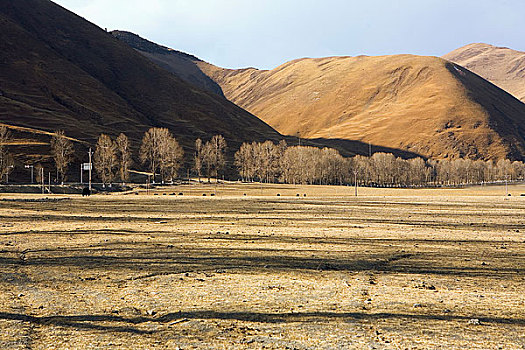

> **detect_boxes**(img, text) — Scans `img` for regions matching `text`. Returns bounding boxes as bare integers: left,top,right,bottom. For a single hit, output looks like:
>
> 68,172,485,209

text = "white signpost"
80,163,92,184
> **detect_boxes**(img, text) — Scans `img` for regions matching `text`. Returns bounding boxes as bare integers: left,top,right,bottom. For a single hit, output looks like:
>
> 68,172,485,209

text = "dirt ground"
0,183,524,349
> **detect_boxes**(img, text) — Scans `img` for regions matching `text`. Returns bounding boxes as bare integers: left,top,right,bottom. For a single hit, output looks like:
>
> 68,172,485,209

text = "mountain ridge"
111,30,224,96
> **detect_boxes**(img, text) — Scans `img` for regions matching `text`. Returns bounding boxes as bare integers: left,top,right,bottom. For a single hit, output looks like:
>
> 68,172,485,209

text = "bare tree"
51,130,74,184
251,142,263,181
202,135,227,182
158,131,184,183
280,146,308,184
140,128,184,183
319,147,346,185
407,157,428,186
234,142,252,182
201,141,214,182
260,141,279,183
94,134,117,186
275,140,288,180
235,140,288,183
211,135,227,180
140,128,161,183
0,126,13,183
497,158,513,180
116,133,132,184
194,138,204,182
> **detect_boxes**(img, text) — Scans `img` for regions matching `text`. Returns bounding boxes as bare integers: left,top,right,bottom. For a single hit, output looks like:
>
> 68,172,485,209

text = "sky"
53,0,525,70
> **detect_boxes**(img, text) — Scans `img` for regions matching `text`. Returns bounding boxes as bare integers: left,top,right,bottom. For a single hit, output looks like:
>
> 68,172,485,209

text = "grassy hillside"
199,55,525,160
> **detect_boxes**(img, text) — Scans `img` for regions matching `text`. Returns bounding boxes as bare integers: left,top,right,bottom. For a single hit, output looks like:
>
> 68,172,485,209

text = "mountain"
200,56,525,161
443,43,525,103
0,0,281,167
116,32,525,160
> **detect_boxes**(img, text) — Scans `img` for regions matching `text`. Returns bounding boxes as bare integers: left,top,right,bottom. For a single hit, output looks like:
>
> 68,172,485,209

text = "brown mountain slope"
111,30,224,96
198,55,525,160
116,33,525,160
443,43,525,103
0,0,280,165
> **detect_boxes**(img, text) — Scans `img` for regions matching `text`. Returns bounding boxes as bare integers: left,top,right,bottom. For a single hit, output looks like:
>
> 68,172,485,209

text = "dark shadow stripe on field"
1,310,523,332
165,310,525,326
0,247,523,278
0,312,152,334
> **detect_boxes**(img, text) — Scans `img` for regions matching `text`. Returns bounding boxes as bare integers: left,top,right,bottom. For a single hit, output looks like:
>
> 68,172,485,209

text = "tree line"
351,153,525,187
234,142,525,186
1,125,524,187
234,142,348,185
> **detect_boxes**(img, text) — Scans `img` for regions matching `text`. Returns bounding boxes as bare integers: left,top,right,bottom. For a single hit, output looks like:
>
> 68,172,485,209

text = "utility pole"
48,171,51,193
88,147,93,191
369,142,372,157
41,167,44,194
80,164,83,184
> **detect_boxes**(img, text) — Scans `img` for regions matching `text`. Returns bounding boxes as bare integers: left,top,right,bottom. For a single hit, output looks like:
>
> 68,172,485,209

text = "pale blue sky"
54,0,525,70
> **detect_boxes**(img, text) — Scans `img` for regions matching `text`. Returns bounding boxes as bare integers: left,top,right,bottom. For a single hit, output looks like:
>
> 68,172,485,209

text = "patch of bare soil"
0,184,524,349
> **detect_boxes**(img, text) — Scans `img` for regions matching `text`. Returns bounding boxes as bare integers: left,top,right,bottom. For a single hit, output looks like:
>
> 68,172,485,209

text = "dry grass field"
0,183,524,349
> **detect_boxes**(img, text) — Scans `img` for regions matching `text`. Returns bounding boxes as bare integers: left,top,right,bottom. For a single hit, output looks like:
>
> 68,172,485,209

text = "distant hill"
119,33,525,160
444,43,525,103
0,0,281,169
